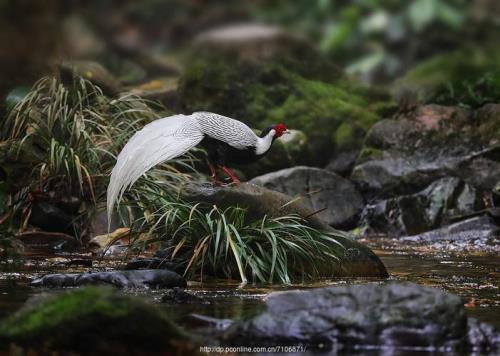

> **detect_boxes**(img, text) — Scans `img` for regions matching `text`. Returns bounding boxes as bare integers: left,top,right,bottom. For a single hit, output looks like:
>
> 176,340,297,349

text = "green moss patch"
180,55,394,164
0,287,195,354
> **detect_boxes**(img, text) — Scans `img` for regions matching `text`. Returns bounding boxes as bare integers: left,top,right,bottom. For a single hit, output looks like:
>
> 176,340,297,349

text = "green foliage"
256,0,474,81
119,177,348,284
1,77,159,237
397,47,500,107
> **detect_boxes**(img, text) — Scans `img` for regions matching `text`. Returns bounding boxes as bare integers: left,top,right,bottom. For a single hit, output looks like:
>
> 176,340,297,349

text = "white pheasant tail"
107,114,203,225
106,112,267,226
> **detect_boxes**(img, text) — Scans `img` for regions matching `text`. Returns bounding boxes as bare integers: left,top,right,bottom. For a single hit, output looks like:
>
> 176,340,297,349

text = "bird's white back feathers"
194,112,258,149
107,112,265,226
107,114,203,225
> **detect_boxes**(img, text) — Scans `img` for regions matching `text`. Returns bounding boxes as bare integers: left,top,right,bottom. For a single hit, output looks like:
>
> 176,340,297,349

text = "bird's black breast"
200,135,262,166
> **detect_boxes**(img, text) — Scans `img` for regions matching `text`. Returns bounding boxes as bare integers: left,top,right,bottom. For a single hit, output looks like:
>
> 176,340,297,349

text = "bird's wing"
193,112,258,149
107,114,203,223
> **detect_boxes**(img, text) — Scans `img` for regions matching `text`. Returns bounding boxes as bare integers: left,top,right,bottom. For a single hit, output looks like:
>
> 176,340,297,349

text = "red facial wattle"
274,123,287,138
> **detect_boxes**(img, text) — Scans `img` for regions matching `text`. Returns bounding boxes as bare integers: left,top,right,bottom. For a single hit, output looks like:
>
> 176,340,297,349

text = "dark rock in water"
250,166,364,229
161,287,210,304
401,215,500,243
224,282,499,354
361,177,484,236
29,200,75,234
467,318,500,354
125,257,179,272
15,231,76,250
30,269,186,289
180,182,388,278
0,287,196,354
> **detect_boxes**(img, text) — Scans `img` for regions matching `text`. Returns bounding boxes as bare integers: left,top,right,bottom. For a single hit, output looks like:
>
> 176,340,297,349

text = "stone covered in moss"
0,287,196,354
179,34,395,165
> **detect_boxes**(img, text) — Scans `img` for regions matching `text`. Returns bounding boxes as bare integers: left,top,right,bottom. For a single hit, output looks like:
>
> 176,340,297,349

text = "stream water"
0,241,499,344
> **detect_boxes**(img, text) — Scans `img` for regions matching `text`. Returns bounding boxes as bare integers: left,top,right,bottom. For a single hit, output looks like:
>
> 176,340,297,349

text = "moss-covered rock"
0,287,196,354
179,39,395,165
394,47,500,107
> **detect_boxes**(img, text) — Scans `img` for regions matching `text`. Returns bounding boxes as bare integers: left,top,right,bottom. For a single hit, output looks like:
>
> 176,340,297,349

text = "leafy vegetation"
256,0,474,81
1,77,160,238
122,179,347,283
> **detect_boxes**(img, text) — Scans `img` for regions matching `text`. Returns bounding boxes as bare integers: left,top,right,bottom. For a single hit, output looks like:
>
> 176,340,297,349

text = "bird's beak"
283,130,291,135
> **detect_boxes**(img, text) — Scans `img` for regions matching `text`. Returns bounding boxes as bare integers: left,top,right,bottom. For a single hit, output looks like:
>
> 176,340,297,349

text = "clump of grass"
120,178,347,284
1,76,161,237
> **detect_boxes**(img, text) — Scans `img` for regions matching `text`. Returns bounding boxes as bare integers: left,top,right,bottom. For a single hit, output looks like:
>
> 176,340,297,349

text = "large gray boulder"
224,282,499,354
352,105,500,199
401,215,500,244
250,166,364,228
180,182,388,278
361,177,484,236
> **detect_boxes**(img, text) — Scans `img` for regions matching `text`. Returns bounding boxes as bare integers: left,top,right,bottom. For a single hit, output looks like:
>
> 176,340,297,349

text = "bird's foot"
221,166,241,185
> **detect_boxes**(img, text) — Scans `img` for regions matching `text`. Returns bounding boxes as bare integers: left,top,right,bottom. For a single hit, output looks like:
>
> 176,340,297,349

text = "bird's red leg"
221,166,241,184
206,159,222,185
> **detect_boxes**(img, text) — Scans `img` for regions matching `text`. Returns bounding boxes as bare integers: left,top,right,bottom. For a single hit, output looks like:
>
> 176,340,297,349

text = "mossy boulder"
179,29,395,165
394,47,500,107
0,287,196,354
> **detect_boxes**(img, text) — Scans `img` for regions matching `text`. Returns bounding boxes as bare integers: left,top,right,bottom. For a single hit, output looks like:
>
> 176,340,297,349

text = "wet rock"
325,150,359,176
0,287,196,354
352,105,500,198
29,200,75,234
161,288,210,304
364,118,419,149
251,167,364,228
30,269,186,289
180,182,388,278
125,257,179,272
15,231,76,250
224,282,499,354
401,215,500,244
362,177,484,236
60,61,122,95
467,318,500,354
181,181,331,231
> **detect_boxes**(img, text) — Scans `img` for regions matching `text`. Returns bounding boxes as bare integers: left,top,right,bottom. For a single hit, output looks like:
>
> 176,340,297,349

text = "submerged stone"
30,269,187,289
401,215,500,244
224,282,499,354
0,287,196,354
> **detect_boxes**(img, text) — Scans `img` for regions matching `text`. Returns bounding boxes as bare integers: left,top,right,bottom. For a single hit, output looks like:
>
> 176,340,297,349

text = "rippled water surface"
1,242,499,334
